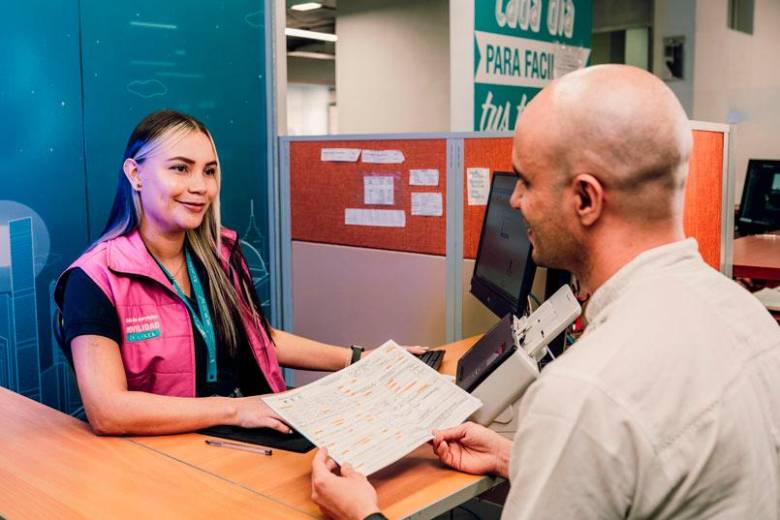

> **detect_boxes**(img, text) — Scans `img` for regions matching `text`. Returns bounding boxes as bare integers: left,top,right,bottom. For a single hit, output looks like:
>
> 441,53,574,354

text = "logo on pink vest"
125,314,162,342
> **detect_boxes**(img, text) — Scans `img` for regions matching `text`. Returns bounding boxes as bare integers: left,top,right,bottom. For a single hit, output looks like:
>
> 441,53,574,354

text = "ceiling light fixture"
287,51,336,60
285,27,337,42
290,2,322,11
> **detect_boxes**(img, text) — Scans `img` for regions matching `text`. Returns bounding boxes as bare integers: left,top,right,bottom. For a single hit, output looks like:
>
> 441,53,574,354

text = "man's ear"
123,158,142,191
572,173,603,226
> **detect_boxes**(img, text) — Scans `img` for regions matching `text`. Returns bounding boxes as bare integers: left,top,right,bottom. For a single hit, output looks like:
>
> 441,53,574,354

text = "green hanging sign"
474,0,592,131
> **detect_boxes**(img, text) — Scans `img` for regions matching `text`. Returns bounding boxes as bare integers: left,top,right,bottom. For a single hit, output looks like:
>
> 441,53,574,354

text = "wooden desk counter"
733,232,780,281
133,336,500,520
0,388,306,519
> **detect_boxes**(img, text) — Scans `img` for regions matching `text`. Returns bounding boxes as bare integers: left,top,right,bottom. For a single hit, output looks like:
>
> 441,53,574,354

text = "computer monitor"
470,172,536,318
738,159,780,234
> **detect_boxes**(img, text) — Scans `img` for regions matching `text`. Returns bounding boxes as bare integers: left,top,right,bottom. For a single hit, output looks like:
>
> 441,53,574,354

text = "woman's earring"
135,183,142,191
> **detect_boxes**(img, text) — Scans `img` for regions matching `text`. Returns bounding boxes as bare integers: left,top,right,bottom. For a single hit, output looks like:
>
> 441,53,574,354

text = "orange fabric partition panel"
290,139,447,255
683,130,724,269
462,131,725,269
462,137,514,259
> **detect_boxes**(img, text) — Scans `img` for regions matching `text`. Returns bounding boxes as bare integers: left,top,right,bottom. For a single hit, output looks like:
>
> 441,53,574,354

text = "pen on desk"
205,439,273,456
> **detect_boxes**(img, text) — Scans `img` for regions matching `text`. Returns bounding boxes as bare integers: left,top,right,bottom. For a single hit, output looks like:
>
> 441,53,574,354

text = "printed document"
409,169,439,186
364,176,395,205
467,167,490,205
263,341,482,475
411,192,443,216
344,208,405,227
362,149,405,164
321,148,361,162
554,43,591,79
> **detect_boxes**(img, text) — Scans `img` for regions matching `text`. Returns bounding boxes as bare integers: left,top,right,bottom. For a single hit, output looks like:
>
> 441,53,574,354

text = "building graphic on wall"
0,217,42,400
0,214,81,414
0,295,11,390
241,199,271,314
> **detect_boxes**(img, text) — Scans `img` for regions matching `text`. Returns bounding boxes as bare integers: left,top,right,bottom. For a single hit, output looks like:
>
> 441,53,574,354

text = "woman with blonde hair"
55,110,420,435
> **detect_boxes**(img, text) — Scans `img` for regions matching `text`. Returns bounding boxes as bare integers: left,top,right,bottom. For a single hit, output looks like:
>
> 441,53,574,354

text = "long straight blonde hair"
95,109,270,353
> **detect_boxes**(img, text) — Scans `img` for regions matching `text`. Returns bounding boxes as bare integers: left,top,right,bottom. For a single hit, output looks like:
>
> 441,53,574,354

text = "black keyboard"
415,349,445,371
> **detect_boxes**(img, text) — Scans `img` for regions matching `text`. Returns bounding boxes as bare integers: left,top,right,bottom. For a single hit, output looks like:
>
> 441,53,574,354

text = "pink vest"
55,228,286,397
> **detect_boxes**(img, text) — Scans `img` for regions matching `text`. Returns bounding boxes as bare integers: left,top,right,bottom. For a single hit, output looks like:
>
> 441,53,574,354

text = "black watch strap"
349,345,364,365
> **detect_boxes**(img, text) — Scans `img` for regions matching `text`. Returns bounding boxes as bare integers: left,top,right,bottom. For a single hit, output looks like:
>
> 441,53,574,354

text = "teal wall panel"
80,0,271,314
0,0,88,413
0,1,271,414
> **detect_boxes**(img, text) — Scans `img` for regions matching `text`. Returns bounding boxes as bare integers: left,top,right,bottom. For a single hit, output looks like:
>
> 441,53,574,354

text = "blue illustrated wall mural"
0,0,272,416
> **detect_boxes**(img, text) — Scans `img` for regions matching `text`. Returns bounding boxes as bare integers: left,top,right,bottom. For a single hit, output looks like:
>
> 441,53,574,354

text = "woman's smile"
177,200,208,212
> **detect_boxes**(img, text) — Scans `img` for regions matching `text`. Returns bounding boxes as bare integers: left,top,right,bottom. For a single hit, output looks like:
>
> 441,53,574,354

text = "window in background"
285,0,336,135
591,0,652,71
287,83,332,135
729,0,754,35
591,27,651,71
625,27,650,70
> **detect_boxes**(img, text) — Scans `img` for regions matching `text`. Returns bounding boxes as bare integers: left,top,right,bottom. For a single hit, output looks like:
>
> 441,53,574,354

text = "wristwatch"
349,345,364,366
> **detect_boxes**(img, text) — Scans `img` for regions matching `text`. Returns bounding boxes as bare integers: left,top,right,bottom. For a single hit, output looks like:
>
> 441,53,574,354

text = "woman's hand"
230,395,292,433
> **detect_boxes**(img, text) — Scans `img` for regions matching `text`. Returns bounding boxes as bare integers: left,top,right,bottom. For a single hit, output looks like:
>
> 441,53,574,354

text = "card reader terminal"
456,314,516,392
456,285,582,430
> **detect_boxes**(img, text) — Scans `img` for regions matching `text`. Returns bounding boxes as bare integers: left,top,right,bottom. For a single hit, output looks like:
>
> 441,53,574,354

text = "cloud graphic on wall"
127,79,168,99
244,10,262,28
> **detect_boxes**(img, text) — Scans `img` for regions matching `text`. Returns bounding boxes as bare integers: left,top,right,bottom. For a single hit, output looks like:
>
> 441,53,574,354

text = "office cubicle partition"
278,123,731,385
457,126,733,337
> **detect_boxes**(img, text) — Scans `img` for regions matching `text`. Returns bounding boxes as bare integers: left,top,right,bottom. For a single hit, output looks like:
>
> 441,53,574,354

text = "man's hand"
311,448,381,520
431,422,513,478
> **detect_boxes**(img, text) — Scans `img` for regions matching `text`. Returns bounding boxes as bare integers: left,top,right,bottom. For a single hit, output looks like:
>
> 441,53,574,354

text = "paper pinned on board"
345,208,406,228
467,168,490,206
262,341,482,476
321,148,361,162
554,43,591,79
364,176,395,205
362,149,405,164
409,169,439,186
411,192,443,217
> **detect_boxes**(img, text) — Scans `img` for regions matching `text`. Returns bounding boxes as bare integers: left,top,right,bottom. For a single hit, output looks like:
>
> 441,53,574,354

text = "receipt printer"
456,285,581,437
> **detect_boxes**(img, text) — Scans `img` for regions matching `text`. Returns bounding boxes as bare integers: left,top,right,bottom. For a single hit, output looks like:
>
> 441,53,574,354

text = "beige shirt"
503,239,780,519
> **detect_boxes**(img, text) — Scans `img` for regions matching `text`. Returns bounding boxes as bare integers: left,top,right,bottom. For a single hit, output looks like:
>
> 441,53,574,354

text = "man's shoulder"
526,348,635,420
538,260,780,450
615,260,779,348
518,359,652,456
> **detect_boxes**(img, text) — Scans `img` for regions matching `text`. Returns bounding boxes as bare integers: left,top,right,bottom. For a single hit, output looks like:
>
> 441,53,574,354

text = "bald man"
310,65,780,520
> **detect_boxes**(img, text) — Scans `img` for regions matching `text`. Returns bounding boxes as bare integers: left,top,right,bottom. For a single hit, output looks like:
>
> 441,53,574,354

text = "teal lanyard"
155,248,218,383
